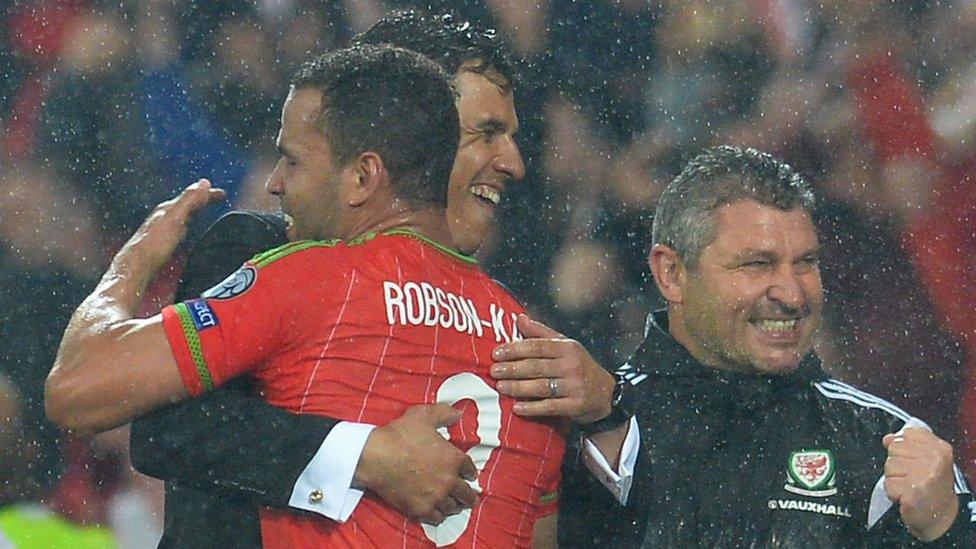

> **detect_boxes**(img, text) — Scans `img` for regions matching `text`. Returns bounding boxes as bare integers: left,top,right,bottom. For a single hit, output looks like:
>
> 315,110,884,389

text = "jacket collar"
631,310,827,409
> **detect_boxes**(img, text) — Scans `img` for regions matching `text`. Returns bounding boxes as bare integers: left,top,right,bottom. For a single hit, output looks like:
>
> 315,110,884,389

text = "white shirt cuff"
288,421,375,522
581,416,640,505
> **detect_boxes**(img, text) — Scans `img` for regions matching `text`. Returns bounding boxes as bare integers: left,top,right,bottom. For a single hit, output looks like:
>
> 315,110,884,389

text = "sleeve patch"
172,302,215,391
186,298,219,331
201,265,257,300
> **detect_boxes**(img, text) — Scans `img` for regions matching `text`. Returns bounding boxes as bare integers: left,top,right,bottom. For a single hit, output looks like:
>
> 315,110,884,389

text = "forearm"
46,256,160,433
85,255,147,309
57,245,155,349
45,202,197,435
58,252,152,364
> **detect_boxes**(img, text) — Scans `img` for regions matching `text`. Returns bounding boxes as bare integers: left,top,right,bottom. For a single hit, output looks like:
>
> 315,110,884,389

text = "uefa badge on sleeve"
202,266,257,300
784,450,837,497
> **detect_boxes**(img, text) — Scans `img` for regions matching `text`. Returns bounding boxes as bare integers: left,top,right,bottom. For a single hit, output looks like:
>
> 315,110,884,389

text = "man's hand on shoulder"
46,180,226,434
115,179,227,285
490,315,615,424
882,427,959,542
353,404,478,526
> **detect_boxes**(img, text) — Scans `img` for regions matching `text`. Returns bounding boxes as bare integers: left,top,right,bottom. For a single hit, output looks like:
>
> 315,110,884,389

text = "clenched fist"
882,427,959,542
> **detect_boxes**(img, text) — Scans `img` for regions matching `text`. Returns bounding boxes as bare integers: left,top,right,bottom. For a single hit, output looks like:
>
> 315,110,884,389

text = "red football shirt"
161,230,564,548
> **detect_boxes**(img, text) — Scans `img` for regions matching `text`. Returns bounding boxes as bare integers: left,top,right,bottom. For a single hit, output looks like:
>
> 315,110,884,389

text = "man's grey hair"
651,145,815,268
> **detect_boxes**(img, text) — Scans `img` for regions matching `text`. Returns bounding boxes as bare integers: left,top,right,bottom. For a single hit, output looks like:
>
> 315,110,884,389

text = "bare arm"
46,181,225,435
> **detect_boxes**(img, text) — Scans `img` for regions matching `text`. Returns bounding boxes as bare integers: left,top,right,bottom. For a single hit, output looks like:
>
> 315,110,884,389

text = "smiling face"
675,200,824,374
446,68,525,254
265,87,344,241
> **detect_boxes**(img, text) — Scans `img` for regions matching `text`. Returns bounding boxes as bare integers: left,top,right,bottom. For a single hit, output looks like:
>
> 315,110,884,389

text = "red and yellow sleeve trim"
162,303,215,396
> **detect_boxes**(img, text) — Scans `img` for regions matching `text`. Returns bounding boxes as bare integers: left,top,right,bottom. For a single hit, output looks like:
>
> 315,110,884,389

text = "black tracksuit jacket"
559,311,975,548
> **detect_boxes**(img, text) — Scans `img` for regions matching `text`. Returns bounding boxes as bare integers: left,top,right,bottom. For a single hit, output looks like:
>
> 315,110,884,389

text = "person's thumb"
516,314,563,340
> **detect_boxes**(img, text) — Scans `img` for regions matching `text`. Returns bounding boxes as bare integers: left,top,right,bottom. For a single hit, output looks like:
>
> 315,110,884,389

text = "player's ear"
344,151,389,207
649,243,686,304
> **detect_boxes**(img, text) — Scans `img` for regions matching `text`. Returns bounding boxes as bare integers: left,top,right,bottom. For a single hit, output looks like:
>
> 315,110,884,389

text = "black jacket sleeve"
929,494,976,547
130,377,340,506
557,430,633,548
129,211,341,507
867,493,976,547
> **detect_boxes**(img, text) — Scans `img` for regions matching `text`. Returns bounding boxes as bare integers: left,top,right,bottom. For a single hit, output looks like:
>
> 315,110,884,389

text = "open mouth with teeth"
470,184,501,205
749,317,804,345
755,319,798,333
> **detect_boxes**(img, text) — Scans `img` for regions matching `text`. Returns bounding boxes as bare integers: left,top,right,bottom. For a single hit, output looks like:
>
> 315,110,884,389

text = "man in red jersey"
46,44,562,547
177,229,560,548
121,12,623,548
130,14,537,546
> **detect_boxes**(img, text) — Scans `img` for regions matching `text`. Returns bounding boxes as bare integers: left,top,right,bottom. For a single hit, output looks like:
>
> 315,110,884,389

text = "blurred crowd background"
2,0,976,545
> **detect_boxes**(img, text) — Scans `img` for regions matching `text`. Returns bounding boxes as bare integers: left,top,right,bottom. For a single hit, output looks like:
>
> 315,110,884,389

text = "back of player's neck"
349,207,452,246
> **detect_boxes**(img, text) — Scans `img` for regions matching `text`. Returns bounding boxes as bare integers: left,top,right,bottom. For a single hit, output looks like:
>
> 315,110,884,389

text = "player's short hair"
291,44,457,207
652,145,816,269
351,10,517,91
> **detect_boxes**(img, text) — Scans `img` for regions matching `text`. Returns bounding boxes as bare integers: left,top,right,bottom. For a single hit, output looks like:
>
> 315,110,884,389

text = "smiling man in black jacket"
550,145,976,546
